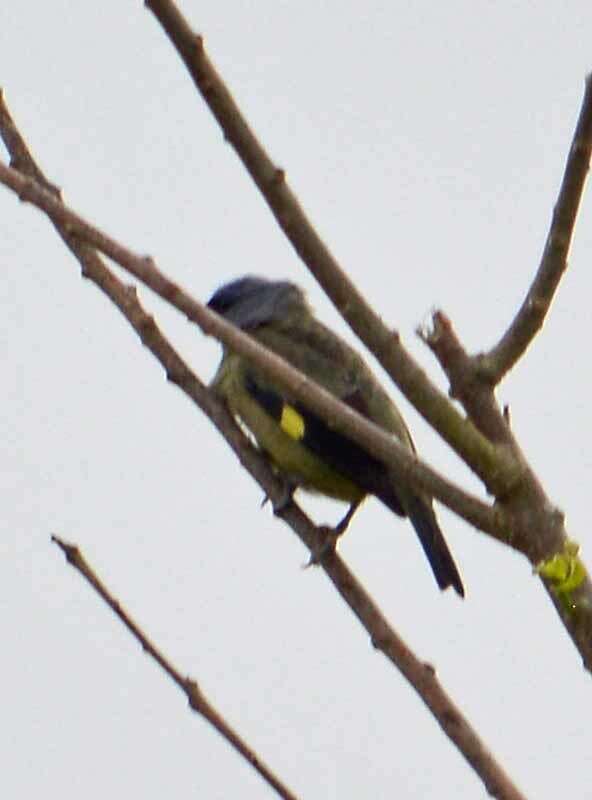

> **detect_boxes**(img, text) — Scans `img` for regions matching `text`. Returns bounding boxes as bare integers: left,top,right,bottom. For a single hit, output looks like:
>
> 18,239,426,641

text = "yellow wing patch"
280,404,305,440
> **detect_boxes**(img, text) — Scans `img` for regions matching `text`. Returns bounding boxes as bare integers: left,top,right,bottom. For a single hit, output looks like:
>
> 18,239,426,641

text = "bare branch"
51,535,301,800
480,75,592,382
143,0,507,493
422,310,592,671
0,157,503,541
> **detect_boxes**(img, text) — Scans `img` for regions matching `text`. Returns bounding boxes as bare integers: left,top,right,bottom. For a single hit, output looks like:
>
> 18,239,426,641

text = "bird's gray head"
207,275,305,330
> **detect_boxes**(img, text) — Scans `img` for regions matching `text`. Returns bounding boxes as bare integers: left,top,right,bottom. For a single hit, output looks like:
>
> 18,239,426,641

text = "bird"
207,275,464,597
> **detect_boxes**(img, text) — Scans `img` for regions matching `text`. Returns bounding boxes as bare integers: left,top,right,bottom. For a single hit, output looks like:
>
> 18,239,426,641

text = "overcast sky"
3,2,592,798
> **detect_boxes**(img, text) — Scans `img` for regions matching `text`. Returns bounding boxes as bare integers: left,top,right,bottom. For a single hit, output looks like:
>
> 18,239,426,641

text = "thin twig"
51,535,301,800
480,75,592,382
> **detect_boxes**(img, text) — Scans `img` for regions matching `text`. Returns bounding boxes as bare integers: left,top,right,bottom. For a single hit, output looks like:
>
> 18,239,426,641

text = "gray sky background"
3,2,592,798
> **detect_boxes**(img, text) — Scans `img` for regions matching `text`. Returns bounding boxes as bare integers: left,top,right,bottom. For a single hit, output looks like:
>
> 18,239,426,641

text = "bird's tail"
406,495,464,596
380,489,465,597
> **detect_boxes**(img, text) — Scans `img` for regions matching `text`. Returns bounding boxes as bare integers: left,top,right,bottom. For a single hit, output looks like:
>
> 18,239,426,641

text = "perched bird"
207,275,464,596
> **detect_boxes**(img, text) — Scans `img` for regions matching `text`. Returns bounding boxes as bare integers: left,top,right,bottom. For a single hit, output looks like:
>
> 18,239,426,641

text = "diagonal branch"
2,94,526,799
480,75,592,382
0,157,503,541
52,536,301,800
143,0,506,493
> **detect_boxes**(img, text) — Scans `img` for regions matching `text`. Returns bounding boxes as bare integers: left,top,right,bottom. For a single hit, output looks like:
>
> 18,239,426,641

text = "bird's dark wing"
244,374,406,516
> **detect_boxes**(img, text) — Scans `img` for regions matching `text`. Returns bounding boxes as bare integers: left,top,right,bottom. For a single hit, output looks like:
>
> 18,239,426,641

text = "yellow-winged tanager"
208,275,464,596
